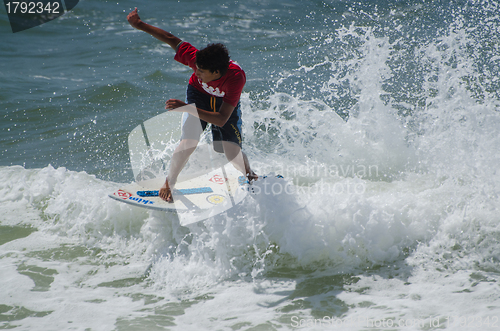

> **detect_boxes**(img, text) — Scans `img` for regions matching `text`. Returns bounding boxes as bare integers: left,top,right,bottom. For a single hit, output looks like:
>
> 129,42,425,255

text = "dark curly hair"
196,43,230,76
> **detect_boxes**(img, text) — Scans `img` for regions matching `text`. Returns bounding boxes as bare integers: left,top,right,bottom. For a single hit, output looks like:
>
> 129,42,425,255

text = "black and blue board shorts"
180,84,243,153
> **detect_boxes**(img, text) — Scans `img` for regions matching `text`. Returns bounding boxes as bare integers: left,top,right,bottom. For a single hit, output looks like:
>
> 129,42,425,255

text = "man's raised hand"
127,8,142,29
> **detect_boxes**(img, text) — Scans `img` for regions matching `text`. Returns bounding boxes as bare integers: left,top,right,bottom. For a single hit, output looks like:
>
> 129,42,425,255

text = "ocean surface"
1,0,500,330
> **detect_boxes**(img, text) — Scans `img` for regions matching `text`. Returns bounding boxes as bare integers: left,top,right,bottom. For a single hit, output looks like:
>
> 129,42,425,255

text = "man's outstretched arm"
127,8,182,50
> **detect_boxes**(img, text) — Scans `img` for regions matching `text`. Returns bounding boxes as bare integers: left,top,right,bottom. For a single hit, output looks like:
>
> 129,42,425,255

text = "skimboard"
109,106,251,225
109,162,248,213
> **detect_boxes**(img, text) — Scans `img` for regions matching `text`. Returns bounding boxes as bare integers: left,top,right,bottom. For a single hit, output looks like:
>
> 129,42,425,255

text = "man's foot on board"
159,178,173,202
247,171,258,183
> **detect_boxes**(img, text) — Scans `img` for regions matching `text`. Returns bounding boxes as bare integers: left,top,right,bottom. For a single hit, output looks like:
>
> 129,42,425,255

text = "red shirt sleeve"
174,42,197,71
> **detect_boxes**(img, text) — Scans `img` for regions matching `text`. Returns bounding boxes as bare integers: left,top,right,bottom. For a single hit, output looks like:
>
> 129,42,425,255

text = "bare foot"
159,178,173,202
247,171,258,182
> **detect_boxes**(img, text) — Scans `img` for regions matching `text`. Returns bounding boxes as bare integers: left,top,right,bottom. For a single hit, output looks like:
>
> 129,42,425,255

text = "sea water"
1,0,500,330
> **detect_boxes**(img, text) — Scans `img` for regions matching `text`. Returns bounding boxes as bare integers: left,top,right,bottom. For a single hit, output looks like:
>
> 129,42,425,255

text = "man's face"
195,64,221,83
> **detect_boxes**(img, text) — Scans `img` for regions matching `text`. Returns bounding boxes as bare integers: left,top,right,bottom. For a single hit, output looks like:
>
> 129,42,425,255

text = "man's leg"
159,138,199,202
242,151,258,181
221,141,257,181
159,110,205,202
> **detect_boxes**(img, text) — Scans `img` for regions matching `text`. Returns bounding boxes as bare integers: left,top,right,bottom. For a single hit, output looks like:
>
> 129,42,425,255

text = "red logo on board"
209,174,227,185
115,189,132,200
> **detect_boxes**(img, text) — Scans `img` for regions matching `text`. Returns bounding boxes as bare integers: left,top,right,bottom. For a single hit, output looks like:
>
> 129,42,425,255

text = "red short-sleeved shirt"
174,42,246,107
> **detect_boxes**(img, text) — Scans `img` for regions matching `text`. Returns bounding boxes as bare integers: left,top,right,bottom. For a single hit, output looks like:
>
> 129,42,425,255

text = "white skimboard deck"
109,162,248,214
